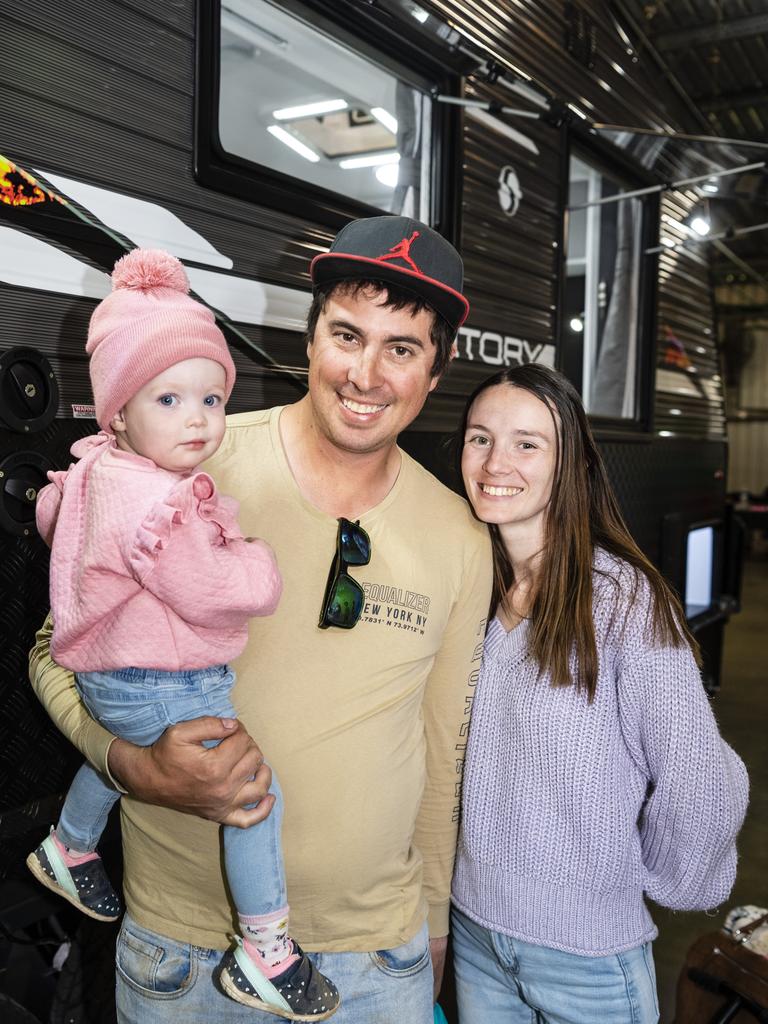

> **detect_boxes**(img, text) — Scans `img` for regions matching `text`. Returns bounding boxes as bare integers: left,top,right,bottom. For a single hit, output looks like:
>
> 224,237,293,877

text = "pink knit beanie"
87,249,236,430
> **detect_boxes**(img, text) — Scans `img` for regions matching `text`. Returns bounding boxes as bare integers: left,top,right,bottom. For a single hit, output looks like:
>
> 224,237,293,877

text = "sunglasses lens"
324,574,364,628
339,519,371,566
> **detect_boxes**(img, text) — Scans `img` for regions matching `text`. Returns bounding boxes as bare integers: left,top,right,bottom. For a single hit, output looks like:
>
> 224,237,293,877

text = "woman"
451,365,748,1024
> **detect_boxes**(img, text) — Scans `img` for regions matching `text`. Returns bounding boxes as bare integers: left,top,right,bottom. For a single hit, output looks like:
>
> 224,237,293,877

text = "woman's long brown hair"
456,365,700,700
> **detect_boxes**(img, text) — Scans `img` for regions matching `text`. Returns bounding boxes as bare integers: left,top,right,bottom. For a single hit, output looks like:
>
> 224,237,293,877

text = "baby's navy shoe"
220,936,340,1020
26,829,122,922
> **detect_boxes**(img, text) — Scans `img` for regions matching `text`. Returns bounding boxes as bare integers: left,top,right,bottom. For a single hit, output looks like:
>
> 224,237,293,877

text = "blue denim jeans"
115,914,434,1024
56,665,286,916
452,908,659,1024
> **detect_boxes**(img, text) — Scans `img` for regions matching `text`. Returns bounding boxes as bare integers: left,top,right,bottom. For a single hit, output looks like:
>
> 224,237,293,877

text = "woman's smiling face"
461,383,558,545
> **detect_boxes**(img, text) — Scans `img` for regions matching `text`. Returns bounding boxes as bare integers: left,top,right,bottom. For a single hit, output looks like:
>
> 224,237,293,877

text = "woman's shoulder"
591,548,654,638
593,547,651,592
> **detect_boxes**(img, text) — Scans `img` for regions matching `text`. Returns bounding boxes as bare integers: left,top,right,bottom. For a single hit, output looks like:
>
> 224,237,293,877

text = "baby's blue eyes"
157,394,221,407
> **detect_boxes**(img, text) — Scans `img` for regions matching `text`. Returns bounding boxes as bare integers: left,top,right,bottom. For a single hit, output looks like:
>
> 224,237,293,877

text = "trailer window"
564,154,644,420
212,0,433,222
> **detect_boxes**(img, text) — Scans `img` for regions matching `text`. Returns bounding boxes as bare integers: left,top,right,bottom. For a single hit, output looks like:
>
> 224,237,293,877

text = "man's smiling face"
306,284,440,456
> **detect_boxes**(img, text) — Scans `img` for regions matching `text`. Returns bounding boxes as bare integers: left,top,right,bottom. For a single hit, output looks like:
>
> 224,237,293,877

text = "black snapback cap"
310,216,469,333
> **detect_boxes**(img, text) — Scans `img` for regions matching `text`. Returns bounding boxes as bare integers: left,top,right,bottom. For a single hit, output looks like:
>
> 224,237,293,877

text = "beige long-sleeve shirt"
30,407,491,952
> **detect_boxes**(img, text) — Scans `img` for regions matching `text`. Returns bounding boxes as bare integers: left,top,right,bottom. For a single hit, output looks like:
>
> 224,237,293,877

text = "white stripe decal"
0,228,311,331
0,227,110,298
34,170,234,270
187,266,310,332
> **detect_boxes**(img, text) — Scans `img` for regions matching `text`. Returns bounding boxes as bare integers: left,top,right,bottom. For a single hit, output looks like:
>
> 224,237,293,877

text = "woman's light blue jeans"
452,907,659,1024
56,664,285,916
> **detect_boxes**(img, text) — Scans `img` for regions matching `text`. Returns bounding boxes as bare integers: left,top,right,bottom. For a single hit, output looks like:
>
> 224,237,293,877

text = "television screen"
685,525,715,618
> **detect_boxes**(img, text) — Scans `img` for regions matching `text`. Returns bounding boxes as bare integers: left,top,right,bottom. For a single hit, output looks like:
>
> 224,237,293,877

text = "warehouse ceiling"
617,0,768,284
627,0,768,143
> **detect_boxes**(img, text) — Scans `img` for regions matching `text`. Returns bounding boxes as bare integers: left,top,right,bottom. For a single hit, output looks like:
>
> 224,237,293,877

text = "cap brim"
310,253,469,332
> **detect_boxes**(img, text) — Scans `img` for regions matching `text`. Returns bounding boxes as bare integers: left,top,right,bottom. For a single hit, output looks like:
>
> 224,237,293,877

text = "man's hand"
107,716,274,828
430,935,448,1002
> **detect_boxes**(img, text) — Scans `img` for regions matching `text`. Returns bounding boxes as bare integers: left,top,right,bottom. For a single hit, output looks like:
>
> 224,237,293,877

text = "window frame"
558,127,660,434
194,0,462,232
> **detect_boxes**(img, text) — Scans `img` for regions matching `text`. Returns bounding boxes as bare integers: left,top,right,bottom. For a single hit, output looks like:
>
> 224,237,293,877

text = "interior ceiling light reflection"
266,125,320,162
272,99,348,121
339,152,400,170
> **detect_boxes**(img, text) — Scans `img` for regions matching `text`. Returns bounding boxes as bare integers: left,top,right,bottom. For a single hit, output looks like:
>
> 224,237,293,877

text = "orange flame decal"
0,155,67,207
661,323,692,370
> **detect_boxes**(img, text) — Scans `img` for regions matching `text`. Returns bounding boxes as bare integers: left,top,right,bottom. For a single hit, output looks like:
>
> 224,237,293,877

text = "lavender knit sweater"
452,550,749,956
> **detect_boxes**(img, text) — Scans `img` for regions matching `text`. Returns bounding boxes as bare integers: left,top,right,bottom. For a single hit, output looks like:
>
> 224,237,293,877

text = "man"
30,215,492,1023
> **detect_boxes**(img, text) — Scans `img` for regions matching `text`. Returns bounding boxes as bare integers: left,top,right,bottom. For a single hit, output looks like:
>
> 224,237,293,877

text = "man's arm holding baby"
29,614,273,827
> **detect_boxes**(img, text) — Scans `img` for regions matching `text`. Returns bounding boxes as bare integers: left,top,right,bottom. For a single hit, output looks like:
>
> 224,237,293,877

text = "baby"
28,249,339,1020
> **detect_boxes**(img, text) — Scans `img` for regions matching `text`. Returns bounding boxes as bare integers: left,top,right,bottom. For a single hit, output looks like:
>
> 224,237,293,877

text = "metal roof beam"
699,88,768,114
717,304,768,316
654,14,768,51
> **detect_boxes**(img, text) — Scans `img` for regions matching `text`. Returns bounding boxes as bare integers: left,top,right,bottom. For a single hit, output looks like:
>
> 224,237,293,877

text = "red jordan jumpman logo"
378,231,422,273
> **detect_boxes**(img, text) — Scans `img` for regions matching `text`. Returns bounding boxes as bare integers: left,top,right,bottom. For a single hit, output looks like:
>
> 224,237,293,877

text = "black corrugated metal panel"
0,223,310,404
122,0,192,33
3,0,728,441
599,436,726,561
6,19,190,151
421,0,726,439
655,405,725,437
424,0,734,198
0,282,305,415
412,370,495,431
1,89,328,290
2,4,332,294
464,291,555,345
654,191,724,438
7,1,192,91
426,0,695,132
459,76,561,346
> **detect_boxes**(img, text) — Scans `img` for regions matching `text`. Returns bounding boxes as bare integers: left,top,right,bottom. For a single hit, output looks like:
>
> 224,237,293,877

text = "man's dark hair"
305,279,456,378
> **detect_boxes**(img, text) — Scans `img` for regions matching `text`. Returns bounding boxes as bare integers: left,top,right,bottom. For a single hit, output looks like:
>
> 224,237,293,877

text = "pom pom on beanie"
87,248,236,430
110,248,190,294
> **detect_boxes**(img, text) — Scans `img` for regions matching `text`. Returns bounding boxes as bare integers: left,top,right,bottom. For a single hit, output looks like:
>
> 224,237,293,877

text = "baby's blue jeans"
56,664,285,916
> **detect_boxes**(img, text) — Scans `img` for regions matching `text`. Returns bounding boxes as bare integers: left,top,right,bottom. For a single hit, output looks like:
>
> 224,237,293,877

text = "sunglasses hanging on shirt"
318,518,371,630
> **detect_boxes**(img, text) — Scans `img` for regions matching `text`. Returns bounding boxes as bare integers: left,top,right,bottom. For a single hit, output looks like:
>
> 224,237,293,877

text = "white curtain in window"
591,199,640,418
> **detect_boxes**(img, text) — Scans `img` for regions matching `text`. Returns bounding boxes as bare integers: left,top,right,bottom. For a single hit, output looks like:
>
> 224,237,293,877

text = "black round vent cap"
0,347,59,434
0,451,54,536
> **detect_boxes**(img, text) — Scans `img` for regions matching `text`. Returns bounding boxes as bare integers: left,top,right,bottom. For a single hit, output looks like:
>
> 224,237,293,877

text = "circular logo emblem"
498,165,523,217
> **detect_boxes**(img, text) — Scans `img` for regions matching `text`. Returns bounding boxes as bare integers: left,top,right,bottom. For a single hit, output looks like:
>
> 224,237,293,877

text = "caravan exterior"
0,2,743,1019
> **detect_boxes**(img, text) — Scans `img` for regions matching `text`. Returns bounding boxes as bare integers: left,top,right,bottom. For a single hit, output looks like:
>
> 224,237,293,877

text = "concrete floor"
650,553,768,1022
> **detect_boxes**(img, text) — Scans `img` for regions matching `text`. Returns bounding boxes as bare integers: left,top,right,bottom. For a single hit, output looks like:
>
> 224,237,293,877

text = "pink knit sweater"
37,432,282,672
